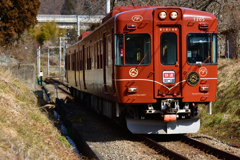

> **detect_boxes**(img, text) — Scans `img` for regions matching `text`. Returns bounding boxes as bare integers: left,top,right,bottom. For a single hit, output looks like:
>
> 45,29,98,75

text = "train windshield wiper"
200,56,211,66
136,52,148,70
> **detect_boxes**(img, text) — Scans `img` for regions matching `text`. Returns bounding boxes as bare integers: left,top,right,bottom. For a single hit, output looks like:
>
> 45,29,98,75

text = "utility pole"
47,49,49,77
37,46,41,76
106,0,110,14
227,40,229,61
77,15,81,39
59,37,62,81
63,39,66,80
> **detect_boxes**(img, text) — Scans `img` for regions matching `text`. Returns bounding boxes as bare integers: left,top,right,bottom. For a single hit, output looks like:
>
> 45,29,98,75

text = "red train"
65,6,217,134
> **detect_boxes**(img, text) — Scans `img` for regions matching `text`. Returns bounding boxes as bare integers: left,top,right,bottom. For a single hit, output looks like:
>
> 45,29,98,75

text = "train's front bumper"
126,118,200,134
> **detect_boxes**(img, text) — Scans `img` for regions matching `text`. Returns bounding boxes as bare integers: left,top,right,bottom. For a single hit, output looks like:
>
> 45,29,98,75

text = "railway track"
143,134,240,160
44,77,240,160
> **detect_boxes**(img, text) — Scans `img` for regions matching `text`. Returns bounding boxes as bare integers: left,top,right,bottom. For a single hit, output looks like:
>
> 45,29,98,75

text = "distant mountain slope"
38,0,105,15
38,0,66,14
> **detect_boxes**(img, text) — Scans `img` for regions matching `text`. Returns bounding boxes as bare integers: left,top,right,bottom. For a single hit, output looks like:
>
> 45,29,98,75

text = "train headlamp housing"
170,11,178,20
159,11,167,20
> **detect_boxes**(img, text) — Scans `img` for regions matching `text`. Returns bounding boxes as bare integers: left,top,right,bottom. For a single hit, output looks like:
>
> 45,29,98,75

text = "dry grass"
0,69,79,159
199,59,240,146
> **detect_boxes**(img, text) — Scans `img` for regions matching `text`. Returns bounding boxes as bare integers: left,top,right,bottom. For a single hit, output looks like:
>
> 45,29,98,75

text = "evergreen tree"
0,0,40,45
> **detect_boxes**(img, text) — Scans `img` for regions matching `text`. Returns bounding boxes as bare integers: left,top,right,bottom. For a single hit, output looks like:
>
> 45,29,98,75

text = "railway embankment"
198,58,240,147
0,63,36,91
0,69,79,159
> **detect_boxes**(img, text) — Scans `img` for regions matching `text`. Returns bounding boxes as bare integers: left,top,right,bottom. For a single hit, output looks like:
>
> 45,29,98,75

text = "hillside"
38,0,105,15
0,70,79,159
199,59,240,147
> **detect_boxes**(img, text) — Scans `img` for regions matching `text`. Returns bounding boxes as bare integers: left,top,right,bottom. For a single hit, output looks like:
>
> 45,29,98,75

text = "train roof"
102,6,216,23
102,6,153,23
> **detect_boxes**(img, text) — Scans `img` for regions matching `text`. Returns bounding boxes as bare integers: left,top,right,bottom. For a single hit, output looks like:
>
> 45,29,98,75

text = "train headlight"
200,85,209,92
159,11,167,20
170,11,178,20
128,87,137,93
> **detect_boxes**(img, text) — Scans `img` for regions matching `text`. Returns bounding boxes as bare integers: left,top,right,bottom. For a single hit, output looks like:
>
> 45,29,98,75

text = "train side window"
77,52,79,71
100,41,103,68
212,34,217,64
71,54,75,71
97,42,99,69
85,47,88,70
89,46,91,70
115,34,123,65
81,50,83,70
68,55,70,70
160,33,177,65
94,43,97,69
187,33,211,65
125,34,151,65
107,36,112,67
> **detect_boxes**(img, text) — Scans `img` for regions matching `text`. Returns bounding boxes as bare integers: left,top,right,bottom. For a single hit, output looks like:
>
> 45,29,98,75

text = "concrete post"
208,102,212,115
63,40,66,81
59,37,62,81
227,40,229,61
47,49,49,77
106,0,110,14
37,46,41,76
77,15,80,39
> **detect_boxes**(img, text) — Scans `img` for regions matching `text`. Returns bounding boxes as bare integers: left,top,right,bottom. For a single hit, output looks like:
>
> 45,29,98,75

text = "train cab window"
115,34,151,65
187,33,211,65
115,35,123,65
212,34,217,64
160,33,177,65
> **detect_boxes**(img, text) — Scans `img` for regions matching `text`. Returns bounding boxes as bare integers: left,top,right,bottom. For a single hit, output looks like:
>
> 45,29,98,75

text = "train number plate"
163,71,175,84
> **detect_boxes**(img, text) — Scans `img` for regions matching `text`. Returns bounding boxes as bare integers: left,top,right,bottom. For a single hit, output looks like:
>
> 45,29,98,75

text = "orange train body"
66,6,217,134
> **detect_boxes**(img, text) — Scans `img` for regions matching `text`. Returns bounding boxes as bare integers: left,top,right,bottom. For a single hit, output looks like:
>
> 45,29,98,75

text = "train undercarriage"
125,99,200,134
71,87,202,134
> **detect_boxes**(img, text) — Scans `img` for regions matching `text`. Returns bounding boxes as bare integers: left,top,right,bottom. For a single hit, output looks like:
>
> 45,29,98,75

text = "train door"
103,33,108,94
111,29,116,94
154,26,181,98
78,43,81,90
83,45,86,89
74,50,77,87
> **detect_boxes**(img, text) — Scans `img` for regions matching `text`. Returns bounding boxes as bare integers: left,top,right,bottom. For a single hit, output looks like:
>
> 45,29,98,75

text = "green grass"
198,59,240,146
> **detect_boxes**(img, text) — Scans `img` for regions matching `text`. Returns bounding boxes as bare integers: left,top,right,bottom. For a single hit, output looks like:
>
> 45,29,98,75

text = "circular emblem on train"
132,15,143,22
129,68,138,77
186,72,200,86
199,67,208,77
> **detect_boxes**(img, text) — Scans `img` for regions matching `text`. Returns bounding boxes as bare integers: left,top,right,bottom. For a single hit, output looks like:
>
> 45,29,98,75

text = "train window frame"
115,34,151,66
187,33,212,65
160,33,177,65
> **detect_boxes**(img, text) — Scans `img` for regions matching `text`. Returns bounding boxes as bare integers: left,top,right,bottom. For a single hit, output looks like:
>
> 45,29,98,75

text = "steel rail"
137,135,189,160
182,136,240,160
45,78,73,98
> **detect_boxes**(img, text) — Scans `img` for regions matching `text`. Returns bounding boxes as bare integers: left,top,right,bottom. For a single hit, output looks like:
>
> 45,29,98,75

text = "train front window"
125,34,151,65
187,33,211,65
115,34,151,66
160,33,177,65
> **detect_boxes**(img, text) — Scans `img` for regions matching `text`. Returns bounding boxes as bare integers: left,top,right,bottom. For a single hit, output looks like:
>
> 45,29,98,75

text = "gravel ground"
187,133,240,157
66,103,169,160
157,138,220,160
68,102,240,160
44,82,240,160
